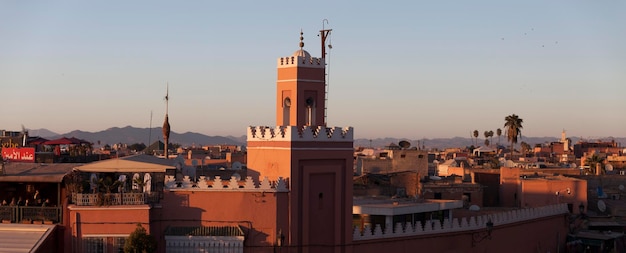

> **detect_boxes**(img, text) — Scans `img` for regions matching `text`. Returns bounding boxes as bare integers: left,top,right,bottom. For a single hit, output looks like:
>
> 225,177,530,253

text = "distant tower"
162,84,171,159
561,129,569,152
248,29,353,251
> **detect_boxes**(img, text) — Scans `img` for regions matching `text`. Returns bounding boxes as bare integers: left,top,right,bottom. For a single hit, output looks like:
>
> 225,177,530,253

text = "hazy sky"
1,1,624,139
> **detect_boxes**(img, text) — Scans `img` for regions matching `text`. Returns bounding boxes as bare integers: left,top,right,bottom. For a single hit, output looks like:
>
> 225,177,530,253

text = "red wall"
350,214,568,253
68,205,151,252
521,179,587,213
152,190,288,251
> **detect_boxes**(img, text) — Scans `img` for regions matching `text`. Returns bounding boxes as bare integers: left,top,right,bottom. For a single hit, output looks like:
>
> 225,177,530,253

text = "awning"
74,154,176,173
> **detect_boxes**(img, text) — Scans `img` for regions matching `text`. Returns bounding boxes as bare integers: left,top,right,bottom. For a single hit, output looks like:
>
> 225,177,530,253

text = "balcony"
0,206,62,224
71,192,159,206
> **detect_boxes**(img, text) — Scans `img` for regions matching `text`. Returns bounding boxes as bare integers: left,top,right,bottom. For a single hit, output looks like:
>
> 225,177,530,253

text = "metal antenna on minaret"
319,19,332,126
162,83,171,159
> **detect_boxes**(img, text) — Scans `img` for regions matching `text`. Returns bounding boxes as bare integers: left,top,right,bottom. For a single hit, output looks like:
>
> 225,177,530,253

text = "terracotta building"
356,146,428,177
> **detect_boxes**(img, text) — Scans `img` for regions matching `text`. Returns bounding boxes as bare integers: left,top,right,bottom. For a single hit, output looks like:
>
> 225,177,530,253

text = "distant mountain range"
29,126,245,147
355,136,626,150
27,127,625,150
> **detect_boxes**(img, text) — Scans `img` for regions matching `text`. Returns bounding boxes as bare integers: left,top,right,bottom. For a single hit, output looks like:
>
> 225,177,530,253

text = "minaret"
248,29,353,250
275,31,326,127
162,84,171,159
561,129,569,152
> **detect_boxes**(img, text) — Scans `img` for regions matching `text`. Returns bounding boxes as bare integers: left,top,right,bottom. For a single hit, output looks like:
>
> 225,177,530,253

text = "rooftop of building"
353,197,463,216
74,154,177,173
521,174,583,181
0,223,56,252
0,162,79,182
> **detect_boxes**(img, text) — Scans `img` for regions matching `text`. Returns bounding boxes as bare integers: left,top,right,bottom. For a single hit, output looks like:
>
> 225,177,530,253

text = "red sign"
2,147,35,162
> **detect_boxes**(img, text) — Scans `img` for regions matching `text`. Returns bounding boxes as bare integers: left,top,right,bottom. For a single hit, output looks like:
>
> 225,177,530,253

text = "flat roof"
0,163,79,183
74,154,176,173
353,198,463,216
576,230,624,240
521,175,582,181
0,224,56,253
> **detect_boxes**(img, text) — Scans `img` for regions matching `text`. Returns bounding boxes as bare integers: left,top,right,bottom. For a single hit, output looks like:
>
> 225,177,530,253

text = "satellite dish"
398,140,411,149
469,205,480,211
232,161,242,170
598,200,607,213
619,184,625,191
605,164,614,172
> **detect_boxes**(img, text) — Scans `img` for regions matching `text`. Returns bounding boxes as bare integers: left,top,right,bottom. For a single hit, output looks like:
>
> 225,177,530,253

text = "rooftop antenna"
319,19,332,126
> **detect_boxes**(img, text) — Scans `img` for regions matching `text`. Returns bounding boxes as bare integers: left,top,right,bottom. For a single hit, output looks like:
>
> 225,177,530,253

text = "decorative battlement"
353,204,569,241
165,175,289,192
247,126,353,142
277,55,324,68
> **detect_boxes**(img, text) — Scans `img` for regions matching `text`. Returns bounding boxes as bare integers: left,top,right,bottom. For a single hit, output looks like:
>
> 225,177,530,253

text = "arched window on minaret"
305,97,315,126
283,97,291,126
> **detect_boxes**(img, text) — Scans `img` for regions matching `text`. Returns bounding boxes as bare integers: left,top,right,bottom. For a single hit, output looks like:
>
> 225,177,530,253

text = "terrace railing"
0,206,62,224
72,192,159,206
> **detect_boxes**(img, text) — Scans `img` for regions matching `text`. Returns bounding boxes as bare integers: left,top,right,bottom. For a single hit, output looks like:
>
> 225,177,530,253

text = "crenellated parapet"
353,204,569,241
165,175,289,192
247,126,353,142
277,55,324,69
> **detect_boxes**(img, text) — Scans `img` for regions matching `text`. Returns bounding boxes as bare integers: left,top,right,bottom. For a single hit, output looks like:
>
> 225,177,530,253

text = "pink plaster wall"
521,179,587,213
152,190,288,250
68,206,150,234
276,66,326,127
67,205,150,252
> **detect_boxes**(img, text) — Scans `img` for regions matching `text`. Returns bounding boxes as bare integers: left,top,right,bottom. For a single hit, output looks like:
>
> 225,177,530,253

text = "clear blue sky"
1,1,624,139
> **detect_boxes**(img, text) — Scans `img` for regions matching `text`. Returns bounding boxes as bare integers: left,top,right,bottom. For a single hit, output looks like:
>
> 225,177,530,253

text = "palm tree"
94,176,121,206
496,128,502,146
585,154,605,175
504,114,523,159
483,131,489,146
520,141,531,157
484,130,494,147
473,130,479,146
132,177,146,193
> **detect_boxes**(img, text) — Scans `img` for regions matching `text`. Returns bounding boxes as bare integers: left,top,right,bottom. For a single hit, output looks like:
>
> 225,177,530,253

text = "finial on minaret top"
299,30,304,49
